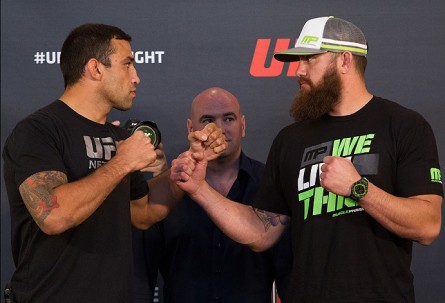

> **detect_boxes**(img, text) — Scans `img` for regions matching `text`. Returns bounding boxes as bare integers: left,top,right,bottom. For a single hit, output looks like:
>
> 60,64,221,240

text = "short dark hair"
353,55,367,78
60,23,132,88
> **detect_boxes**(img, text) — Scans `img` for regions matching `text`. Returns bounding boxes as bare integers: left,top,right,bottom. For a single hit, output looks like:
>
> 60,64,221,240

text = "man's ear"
86,59,102,79
339,51,353,74
241,115,246,138
186,119,193,134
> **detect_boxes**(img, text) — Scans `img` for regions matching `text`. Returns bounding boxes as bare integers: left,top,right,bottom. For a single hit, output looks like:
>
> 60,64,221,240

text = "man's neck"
59,85,110,124
330,80,373,116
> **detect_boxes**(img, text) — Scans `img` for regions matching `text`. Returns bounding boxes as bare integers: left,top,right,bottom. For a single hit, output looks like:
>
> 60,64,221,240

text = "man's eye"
300,54,318,62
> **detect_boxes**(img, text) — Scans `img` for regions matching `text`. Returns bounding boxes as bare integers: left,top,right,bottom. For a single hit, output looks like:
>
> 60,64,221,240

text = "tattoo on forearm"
19,171,67,227
253,207,289,231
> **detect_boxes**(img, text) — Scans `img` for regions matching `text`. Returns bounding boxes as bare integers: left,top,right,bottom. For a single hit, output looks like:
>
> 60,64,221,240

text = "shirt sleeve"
5,116,67,186
394,111,443,197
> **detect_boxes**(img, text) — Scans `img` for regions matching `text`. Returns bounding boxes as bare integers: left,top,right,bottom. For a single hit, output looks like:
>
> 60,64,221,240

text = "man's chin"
218,152,228,159
114,105,132,112
212,150,232,162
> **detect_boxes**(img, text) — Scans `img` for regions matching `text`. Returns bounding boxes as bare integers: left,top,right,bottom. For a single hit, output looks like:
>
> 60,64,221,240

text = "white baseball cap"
274,16,368,62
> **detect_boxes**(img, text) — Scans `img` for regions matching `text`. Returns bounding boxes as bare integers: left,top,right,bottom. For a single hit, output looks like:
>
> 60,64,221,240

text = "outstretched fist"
188,122,227,161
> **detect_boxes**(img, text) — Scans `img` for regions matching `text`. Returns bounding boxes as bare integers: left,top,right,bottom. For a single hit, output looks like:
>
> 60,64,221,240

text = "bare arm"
19,131,157,235
321,156,443,245
356,189,441,245
131,143,180,230
131,122,228,229
192,181,289,252
130,168,184,229
171,150,289,251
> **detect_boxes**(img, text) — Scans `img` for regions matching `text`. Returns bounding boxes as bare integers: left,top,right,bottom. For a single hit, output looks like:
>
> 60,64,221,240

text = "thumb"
188,131,208,153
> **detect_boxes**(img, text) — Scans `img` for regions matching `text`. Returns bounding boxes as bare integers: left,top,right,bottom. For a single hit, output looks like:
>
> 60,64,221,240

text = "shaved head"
188,87,245,161
190,87,241,121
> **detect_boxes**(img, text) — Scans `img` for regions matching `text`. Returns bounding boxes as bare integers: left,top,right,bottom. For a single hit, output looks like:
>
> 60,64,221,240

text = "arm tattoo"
253,207,289,232
19,171,67,227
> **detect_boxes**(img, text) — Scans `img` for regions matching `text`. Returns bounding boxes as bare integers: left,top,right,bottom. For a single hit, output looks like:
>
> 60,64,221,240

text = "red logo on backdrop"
250,38,300,77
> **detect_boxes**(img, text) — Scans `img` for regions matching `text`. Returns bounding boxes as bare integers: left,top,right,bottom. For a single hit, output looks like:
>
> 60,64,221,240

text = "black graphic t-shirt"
3,100,148,303
253,97,443,303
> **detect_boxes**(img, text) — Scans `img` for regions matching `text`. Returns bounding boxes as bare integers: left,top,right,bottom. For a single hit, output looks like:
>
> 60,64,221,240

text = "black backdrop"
2,1,444,302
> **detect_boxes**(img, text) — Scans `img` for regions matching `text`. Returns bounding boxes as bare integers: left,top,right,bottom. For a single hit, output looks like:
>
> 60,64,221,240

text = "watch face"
355,184,366,195
351,178,368,201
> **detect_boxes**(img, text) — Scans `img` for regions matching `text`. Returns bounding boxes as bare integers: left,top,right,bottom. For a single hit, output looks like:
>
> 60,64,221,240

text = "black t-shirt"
3,100,148,303
253,97,443,303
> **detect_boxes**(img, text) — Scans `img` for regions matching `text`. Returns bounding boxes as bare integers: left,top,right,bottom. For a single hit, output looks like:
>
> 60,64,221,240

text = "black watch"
349,177,369,201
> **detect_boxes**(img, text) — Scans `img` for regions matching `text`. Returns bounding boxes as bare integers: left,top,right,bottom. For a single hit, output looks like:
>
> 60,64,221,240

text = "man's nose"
214,120,226,133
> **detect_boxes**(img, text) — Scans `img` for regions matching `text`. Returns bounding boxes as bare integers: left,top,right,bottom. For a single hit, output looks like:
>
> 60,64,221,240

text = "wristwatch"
349,177,369,201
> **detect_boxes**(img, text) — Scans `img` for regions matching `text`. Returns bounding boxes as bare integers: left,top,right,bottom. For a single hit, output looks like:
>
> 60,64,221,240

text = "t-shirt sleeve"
5,116,67,186
394,111,443,197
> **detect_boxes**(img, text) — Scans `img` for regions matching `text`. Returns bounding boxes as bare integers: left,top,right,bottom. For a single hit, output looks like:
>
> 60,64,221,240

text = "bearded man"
170,16,443,303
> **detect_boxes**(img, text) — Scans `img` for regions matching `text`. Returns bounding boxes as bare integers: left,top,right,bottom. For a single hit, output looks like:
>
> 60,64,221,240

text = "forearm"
191,181,284,251
321,156,442,245
131,169,185,229
359,182,442,245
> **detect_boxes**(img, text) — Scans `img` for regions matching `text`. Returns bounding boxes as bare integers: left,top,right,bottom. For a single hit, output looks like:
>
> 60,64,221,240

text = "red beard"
290,64,341,122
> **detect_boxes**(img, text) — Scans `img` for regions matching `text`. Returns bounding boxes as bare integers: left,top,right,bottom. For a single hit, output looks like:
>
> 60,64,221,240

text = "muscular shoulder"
12,101,67,138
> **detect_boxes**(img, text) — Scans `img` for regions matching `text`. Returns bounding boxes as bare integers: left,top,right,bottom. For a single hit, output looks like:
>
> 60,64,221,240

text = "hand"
115,131,157,172
141,143,169,176
170,150,207,195
319,156,361,196
188,123,227,161
112,120,161,173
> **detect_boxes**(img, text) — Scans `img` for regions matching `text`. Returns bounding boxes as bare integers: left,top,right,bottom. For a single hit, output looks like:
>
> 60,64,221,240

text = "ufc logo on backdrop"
249,38,300,77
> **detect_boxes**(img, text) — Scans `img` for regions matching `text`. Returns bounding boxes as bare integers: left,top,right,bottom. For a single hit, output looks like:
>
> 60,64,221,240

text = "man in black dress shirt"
133,87,292,303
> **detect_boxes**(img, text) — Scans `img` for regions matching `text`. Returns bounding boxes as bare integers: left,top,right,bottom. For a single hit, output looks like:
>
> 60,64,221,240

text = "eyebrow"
123,55,135,63
199,112,237,121
199,114,215,121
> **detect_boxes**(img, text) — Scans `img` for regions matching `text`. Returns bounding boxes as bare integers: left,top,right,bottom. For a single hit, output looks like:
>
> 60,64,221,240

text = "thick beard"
290,64,341,122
